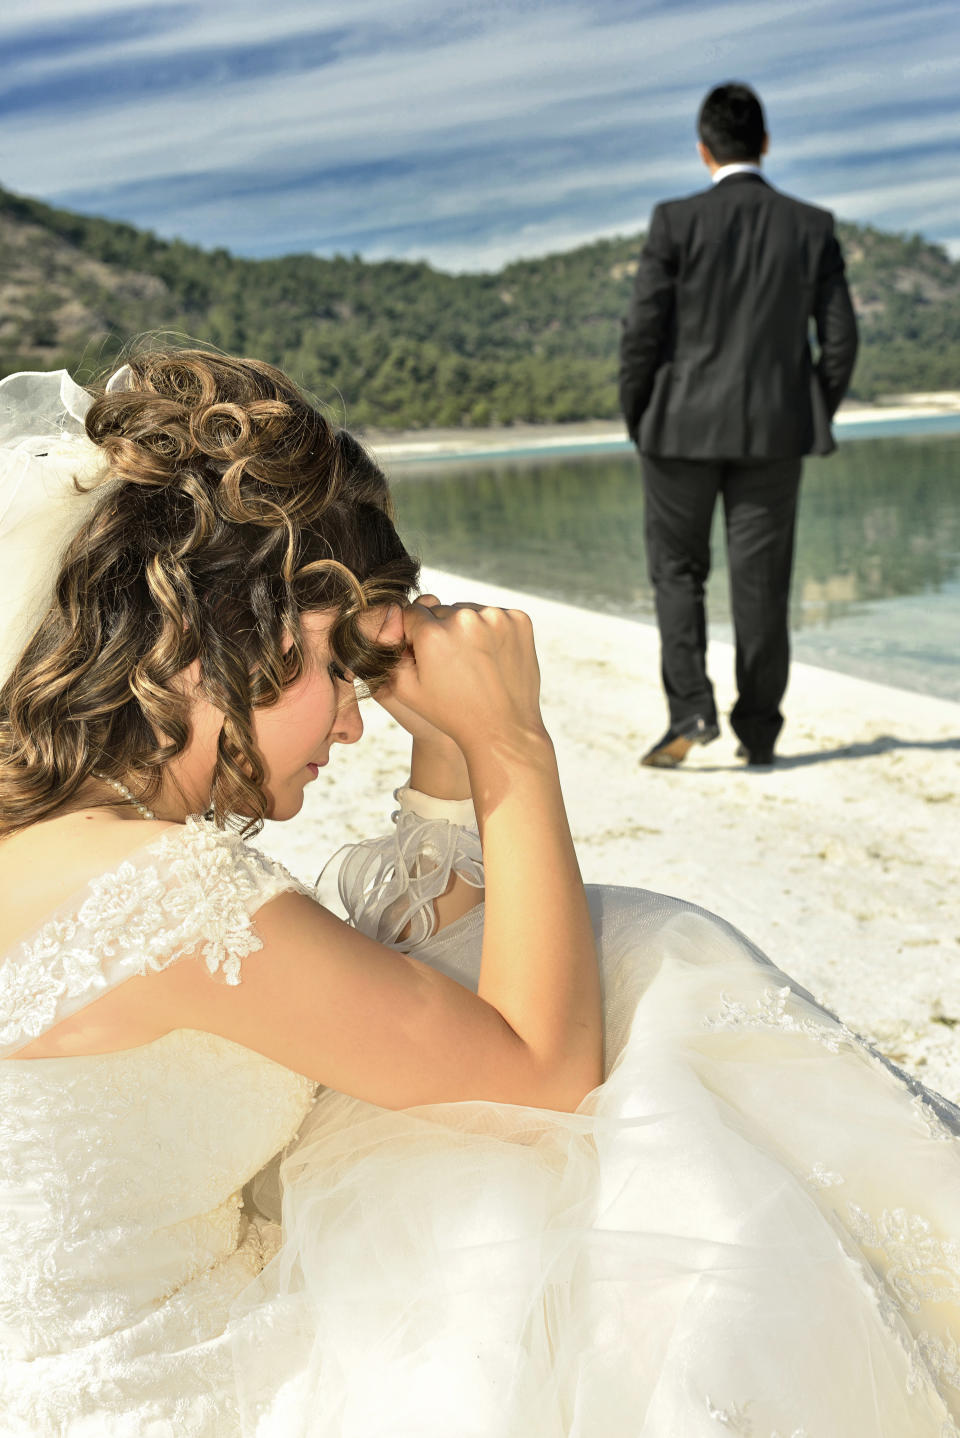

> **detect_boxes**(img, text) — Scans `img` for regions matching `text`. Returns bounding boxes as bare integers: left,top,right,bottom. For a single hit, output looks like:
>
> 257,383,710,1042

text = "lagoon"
390,425,960,702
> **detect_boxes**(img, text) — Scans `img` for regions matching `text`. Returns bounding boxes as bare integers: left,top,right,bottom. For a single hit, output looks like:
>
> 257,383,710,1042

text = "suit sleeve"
813,219,858,417
618,204,676,443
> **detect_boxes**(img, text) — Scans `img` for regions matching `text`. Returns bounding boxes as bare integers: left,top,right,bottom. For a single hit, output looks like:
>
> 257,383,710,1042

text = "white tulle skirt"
229,886,960,1436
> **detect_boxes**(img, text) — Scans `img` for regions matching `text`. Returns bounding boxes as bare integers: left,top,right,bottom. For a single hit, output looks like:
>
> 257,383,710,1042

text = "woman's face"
253,606,404,821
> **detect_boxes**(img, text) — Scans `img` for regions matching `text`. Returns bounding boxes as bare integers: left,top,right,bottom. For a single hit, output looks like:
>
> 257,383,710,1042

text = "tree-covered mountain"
2,183,959,429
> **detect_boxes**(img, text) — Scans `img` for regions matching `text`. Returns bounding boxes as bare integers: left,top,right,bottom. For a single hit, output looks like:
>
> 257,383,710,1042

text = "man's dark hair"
697,83,766,162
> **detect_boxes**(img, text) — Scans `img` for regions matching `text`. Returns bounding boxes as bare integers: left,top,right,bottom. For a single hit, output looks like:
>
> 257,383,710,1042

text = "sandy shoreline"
366,394,960,464
258,565,960,1106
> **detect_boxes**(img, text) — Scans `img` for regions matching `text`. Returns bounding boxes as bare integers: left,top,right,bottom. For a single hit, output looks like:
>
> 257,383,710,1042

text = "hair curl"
0,348,420,835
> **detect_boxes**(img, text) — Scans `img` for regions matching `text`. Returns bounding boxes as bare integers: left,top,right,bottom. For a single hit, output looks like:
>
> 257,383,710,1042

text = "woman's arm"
377,593,483,935
152,603,603,1112
382,601,602,1107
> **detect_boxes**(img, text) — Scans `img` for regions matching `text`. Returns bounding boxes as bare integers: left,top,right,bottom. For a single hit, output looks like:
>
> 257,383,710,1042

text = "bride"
1,349,959,1438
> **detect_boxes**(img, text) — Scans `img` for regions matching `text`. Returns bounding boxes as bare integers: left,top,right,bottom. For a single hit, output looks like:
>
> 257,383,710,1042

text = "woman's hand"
381,595,546,760
373,597,456,750
375,598,469,801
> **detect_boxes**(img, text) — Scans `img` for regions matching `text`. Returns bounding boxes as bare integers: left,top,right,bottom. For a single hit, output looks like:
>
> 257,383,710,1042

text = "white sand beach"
258,565,960,1104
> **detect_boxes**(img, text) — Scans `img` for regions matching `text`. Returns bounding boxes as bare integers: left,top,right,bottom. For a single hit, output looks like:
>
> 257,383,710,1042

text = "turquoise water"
391,424,960,702
391,412,960,466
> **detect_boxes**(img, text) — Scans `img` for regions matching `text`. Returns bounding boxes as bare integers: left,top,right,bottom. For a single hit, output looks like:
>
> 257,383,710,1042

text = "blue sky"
2,0,959,271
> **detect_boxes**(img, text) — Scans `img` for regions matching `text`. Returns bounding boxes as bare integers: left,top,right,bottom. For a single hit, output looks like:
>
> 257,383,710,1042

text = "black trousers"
641,454,802,754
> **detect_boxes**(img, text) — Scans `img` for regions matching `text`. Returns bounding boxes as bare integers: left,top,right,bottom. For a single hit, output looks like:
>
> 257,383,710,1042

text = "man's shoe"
641,716,720,768
735,742,776,766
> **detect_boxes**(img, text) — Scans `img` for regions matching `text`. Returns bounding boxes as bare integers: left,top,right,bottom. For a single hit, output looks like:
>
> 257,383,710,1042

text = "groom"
619,82,858,768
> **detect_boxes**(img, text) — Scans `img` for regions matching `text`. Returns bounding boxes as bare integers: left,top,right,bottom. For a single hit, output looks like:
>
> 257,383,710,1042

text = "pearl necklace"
92,770,157,821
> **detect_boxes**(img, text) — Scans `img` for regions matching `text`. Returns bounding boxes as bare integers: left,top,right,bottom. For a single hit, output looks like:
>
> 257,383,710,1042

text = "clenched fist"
377,595,546,758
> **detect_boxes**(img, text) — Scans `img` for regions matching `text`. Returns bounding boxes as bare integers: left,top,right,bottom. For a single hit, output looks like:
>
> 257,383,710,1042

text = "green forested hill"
2,184,959,428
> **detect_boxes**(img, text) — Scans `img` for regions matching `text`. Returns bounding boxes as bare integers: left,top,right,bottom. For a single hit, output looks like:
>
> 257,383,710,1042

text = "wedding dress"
3,799,960,1437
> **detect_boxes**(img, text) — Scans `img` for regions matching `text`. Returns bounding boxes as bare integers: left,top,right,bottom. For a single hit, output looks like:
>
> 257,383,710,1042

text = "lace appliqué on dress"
704,986,960,1145
806,1187,960,1429
149,820,310,982
0,817,309,1053
805,1162,845,1189
705,1396,807,1436
704,982,960,1430
703,983,861,1054
847,1203,960,1314
918,1332,960,1394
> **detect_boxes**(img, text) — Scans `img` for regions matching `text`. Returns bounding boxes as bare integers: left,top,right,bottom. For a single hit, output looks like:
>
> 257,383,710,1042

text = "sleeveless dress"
3,804,960,1437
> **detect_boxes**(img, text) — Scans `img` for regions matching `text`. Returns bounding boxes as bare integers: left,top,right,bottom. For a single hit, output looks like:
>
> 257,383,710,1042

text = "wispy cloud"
1,0,958,269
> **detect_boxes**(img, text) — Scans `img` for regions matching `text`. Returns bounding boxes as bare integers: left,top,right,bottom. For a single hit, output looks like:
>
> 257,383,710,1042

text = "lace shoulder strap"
0,817,310,1057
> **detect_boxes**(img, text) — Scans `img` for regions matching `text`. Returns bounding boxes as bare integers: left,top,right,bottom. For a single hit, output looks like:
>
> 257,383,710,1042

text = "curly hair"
0,348,420,835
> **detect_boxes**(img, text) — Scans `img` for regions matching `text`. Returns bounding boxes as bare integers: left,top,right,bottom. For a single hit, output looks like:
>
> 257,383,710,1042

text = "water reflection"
391,435,960,633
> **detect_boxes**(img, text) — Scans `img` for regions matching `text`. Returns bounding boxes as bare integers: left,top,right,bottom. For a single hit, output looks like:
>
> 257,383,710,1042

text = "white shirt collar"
711,162,764,185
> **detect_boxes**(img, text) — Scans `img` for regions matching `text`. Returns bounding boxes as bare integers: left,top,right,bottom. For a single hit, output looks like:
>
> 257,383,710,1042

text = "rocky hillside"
2,184,959,427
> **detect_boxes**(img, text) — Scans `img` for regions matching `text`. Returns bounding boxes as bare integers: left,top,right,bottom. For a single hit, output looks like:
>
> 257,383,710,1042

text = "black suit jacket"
618,173,858,459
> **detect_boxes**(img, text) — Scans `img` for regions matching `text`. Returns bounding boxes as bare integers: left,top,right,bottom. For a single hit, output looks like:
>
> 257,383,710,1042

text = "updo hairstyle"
0,349,420,834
